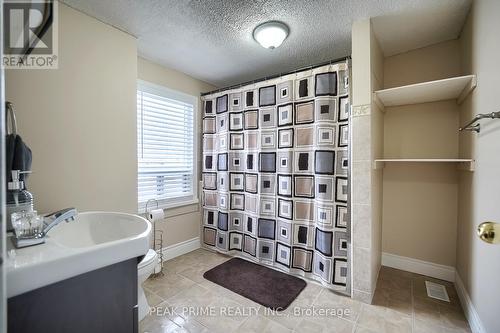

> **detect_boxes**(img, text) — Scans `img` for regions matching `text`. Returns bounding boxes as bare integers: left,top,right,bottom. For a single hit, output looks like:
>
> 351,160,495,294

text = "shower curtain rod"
201,55,351,96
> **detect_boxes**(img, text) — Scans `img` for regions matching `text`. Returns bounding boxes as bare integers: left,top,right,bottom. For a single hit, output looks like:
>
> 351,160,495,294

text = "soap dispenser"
6,170,34,232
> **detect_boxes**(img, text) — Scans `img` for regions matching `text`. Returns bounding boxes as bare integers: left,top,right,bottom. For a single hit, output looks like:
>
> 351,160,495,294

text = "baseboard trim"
160,237,200,261
352,289,375,304
455,272,485,333
381,252,455,282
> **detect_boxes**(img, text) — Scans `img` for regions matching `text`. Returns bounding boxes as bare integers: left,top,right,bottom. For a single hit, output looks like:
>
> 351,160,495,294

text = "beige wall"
382,164,458,266
351,19,384,303
381,41,461,267
457,1,500,331
383,101,459,159
137,57,215,247
5,3,138,214
383,40,462,88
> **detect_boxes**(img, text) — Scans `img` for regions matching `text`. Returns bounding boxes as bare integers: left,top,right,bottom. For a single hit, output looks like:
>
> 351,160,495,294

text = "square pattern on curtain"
201,61,350,293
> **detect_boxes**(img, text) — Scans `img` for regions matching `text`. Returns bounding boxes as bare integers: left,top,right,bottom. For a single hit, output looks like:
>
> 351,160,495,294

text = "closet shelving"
373,75,476,108
373,159,475,171
373,74,477,171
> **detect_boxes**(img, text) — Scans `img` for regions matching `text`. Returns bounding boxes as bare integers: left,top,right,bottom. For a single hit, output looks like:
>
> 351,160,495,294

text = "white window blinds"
137,81,197,211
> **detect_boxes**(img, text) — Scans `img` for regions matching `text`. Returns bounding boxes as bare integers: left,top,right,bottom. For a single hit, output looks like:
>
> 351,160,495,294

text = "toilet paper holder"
146,199,164,277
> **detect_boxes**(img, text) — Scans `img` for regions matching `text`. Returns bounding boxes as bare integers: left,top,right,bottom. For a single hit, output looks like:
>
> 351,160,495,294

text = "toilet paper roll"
148,208,165,222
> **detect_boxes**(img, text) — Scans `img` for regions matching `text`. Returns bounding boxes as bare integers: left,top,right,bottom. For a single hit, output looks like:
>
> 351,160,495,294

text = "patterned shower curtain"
201,61,351,293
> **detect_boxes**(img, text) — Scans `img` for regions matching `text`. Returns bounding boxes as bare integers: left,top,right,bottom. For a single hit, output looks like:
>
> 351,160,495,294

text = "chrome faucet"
42,208,78,234
12,208,78,248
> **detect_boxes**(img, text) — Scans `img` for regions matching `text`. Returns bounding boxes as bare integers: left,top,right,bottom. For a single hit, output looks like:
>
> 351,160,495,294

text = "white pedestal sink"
6,211,151,298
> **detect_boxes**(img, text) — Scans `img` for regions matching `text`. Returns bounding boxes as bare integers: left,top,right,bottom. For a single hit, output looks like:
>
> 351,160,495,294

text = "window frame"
137,79,199,213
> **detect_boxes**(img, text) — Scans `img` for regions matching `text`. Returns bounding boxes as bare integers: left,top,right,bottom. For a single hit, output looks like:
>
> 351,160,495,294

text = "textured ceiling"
62,0,471,88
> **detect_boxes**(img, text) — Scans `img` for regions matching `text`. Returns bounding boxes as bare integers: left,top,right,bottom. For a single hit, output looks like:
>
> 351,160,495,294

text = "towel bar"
459,111,500,133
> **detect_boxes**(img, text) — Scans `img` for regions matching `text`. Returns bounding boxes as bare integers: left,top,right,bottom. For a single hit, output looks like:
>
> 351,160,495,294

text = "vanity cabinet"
8,258,139,333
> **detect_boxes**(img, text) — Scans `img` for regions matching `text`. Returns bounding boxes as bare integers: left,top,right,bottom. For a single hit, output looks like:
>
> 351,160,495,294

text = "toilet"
138,249,159,321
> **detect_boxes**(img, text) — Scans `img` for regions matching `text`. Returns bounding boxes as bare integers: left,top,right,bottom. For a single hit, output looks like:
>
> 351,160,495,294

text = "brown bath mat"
203,257,306,310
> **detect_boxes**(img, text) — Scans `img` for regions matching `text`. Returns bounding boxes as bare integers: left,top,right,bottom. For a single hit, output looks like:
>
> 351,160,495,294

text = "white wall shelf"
373,75,476,108
373,159,475,171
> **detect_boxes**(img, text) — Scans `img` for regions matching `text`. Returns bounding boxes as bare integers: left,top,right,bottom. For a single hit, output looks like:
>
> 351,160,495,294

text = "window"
137,80,197,212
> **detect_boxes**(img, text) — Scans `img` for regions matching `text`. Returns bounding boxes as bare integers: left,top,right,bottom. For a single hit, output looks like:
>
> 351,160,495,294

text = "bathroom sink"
50,212,151,248
6,211,151,297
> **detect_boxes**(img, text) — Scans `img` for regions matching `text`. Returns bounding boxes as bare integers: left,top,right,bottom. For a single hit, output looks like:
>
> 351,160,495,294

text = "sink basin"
6,211,151,298
50,212,151,248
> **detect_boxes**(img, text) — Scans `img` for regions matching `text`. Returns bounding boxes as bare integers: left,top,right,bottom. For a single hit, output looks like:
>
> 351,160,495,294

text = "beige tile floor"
140,249,471,333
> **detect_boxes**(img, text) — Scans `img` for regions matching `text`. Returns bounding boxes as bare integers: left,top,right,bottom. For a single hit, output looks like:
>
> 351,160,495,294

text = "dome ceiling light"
253,21,289,49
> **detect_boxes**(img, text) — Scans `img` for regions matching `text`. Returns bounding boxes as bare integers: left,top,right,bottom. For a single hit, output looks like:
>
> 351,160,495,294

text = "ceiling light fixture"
253,21,289,49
